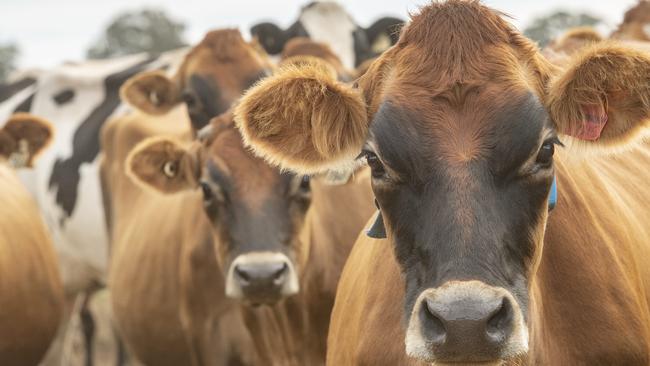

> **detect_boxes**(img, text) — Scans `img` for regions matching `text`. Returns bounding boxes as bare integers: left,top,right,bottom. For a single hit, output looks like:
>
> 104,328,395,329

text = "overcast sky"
0,0,639,69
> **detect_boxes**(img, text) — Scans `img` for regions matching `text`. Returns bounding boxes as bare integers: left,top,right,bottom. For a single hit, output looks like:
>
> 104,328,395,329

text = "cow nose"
226,252,299,305
414,287,518,362
234,261,288,288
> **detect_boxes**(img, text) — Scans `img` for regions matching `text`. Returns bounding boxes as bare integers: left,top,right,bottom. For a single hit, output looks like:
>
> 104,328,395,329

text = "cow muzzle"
405,280,528,364
225,251,299,305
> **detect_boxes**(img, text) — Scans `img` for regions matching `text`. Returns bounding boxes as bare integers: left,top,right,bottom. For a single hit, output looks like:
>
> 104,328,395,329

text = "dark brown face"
363,82,558,362
198,125,311,305
178,31,270,131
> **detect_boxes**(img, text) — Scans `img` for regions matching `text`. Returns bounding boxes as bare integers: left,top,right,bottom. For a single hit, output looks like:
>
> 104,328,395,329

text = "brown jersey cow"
234,1,650,364
107,34,374,365
0,113,65,365
105,29,271,366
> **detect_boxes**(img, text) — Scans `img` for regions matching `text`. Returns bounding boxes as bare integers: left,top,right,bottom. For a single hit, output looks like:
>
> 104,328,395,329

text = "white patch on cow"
299,1,358,69
643,23,650,39
225,251,299,299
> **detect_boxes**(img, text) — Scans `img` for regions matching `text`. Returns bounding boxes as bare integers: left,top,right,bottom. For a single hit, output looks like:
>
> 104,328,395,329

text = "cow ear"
120,71,181,115
547,42,650,147
0,113,53,167
234,59,369,175
126,136,201,194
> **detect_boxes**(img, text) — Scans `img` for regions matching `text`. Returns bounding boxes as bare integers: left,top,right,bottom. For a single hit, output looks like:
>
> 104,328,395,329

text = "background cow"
0,49,188,365
234,1,650,365
0,113,65,365
250,1,403,68
105,29,270,366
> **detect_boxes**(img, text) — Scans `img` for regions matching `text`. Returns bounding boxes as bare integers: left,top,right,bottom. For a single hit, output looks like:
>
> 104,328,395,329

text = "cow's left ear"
0,113,53,167
126,137,201,194
547,43,650,146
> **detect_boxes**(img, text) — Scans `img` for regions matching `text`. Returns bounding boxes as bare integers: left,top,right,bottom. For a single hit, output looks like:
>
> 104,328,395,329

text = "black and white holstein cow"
251,1,403,68
0,48,187,365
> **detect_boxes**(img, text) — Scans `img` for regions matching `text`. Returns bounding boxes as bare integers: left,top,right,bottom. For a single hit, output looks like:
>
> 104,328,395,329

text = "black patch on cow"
48,58,155,221
13,92,35,113
0,77,36,104
352,27,372,67
52,88,75,105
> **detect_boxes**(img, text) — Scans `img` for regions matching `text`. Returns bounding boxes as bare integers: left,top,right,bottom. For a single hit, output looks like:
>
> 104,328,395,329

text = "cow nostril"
234,265,251,284
421,299,447,345
486,297,513,343
272,262,288,285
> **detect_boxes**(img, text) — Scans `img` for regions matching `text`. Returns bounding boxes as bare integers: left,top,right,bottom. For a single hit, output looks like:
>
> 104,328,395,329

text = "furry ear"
120,71,181,115
126,136,201,194
547,42,650,146
0,113,53,167
234,59,368,175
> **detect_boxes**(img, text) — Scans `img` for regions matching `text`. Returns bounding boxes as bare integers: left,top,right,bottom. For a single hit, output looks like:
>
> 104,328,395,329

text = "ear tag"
548,176,558,211
9,139,30,168
366,198,387,239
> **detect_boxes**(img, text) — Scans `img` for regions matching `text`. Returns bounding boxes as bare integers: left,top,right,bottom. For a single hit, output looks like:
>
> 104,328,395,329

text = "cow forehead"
370,88,549,178
207,128,289,205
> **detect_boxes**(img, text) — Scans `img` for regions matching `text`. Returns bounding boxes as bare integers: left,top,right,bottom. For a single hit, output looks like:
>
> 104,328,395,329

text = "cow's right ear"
126,136,201,194
0,113,53,167
234,59,369,175
120,71,181,115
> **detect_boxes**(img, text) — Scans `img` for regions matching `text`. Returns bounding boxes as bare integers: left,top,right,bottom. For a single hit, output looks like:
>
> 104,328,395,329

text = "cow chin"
225,251,299,306
404,281,528,365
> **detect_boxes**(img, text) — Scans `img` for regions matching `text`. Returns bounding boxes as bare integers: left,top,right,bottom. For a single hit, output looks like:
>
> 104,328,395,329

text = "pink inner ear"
568,104,607,141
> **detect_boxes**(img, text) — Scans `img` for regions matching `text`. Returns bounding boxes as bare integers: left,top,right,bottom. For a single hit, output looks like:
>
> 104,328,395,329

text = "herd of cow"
1,0,650,365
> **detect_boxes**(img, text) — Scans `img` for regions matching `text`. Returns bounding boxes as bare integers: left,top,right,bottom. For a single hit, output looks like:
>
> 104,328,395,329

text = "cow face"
127,113,311,306
121,29,271,131
235,1,650,363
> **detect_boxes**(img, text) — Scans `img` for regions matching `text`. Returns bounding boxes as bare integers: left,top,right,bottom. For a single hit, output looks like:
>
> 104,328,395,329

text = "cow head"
0,113,53,168
121,29,271,131
126,112,310,305
122,38,353,306
612,0,650,41
250,1,403,68
235,0,650,363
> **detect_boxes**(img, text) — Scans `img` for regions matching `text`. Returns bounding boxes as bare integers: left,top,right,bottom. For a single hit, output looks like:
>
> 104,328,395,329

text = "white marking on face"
643,23,650,39
225,251,299,299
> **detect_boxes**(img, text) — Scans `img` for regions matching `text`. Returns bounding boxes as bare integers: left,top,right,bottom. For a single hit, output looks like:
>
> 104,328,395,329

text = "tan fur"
234,59,368,174
547,42,650,146
120,71,181,115
0,157,64,365
126,136,201,194
0,113,53,167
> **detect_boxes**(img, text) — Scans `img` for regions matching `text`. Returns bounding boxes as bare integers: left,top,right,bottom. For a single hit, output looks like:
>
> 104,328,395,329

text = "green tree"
87,9,187,59
524,11,603,47
0,42,18,82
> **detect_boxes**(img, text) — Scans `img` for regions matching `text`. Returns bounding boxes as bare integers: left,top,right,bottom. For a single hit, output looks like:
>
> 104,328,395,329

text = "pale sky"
0,0,638,69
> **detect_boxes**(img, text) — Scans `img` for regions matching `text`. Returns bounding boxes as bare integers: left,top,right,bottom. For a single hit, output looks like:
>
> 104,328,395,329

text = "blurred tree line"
87,9,187,59
524,11,603,47
0,7,605,83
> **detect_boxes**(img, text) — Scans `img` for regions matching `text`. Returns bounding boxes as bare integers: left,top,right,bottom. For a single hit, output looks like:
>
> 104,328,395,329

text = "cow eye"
200,181,214,201
299,175,310,191
364,151,385,178
536,140,556,167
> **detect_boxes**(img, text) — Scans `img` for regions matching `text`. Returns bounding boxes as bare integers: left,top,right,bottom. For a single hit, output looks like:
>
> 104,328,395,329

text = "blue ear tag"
548,175,558,211
367,176,558,239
